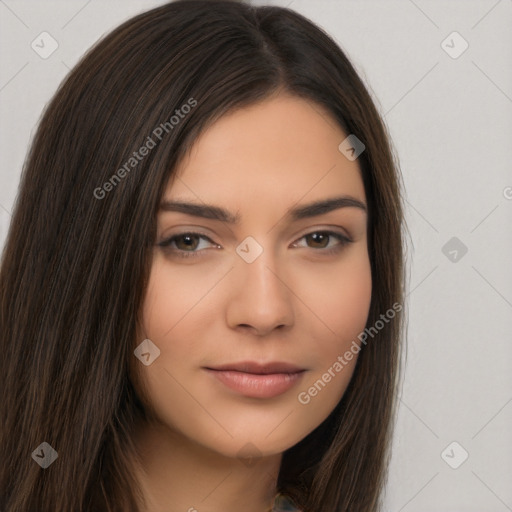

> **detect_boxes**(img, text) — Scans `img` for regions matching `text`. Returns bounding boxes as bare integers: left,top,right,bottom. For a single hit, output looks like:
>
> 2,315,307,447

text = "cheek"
299,245,372,351
133,251,232,397
135,260,208,394
293,248,372,416
139,253,225,343
132,262,215,438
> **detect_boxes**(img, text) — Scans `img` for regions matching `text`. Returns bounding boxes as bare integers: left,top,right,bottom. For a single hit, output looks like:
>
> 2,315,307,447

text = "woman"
0,1,406,510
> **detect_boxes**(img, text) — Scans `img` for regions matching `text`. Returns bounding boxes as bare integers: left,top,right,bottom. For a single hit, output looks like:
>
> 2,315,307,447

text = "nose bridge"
243,253,282,298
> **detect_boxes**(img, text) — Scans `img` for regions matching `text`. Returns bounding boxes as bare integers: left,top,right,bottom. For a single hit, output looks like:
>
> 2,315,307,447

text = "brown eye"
174,234,200,251
305,232,330,249
158,232,219,258
293,230,352,254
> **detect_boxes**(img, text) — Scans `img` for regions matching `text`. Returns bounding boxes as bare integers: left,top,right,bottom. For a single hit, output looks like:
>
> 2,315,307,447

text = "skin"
130,92,372,512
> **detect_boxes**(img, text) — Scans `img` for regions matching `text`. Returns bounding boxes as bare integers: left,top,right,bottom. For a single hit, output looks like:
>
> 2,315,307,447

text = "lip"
204,361,306,399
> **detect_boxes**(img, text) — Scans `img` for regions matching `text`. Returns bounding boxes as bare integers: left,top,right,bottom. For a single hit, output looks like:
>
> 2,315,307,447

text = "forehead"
166,93,365,207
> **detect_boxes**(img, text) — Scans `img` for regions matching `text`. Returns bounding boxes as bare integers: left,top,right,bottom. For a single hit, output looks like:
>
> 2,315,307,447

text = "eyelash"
157,230,353,259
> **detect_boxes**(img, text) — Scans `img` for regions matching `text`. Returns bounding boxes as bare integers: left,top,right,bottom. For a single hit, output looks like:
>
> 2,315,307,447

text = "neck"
130,420,281,512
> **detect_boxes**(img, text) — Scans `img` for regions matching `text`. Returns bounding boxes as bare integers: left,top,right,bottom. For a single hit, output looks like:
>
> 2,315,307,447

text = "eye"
292,230,352,254
158,232,219,258
158,229,353,259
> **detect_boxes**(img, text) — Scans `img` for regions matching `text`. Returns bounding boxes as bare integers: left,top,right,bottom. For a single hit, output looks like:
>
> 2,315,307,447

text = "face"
133,93,372,460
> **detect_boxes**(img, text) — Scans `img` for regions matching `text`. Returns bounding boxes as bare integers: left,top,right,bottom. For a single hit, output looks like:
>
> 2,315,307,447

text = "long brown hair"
0,1,407,510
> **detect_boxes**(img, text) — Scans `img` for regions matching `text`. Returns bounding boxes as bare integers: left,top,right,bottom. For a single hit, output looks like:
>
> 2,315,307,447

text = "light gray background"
1,1,511,510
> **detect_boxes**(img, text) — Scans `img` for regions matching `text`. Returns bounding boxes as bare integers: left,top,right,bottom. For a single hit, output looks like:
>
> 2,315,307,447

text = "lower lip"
205,369,305,398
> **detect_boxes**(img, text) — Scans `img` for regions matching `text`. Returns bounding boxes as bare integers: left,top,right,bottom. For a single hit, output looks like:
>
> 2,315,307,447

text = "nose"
225,249,295,337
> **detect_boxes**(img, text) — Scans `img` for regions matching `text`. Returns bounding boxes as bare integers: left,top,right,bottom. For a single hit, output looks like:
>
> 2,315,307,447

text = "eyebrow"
158,195,367,224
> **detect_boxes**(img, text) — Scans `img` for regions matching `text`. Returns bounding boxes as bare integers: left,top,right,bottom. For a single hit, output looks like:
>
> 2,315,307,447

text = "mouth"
203,361,306,399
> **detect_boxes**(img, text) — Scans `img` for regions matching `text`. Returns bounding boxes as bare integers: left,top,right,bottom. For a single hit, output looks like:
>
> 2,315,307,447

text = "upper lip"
205,361,305,374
